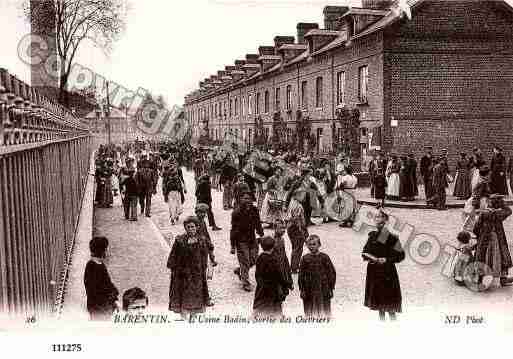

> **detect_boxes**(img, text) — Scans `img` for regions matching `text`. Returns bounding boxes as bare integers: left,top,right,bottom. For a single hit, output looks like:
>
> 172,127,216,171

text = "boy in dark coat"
272,220,293,292
253,236,290,319
298,235,336,318
84,237,119,321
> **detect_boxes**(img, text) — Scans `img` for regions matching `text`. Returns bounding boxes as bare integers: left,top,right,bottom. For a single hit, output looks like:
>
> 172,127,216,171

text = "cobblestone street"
65,168,513,325
149,169,513,322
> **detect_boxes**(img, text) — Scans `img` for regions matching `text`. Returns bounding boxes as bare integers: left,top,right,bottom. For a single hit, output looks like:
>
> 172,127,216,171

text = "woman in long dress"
167,216,210,318
463,166,492,232
362,209,405,321
386,156,401,201
471,149,485,190
453,153,472,200
260,167,286,225
473,195,513,288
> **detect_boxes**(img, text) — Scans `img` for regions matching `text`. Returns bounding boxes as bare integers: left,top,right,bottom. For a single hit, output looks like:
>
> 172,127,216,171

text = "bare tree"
25,0,128,105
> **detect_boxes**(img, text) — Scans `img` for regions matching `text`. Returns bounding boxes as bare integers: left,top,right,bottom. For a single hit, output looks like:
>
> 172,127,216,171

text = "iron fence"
0,68,92,315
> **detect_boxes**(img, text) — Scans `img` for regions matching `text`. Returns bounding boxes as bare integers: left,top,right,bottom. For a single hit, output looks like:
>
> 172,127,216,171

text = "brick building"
184,0,513,170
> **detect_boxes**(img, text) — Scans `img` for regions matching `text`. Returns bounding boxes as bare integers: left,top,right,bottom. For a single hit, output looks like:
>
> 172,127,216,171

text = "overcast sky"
0,0,511,107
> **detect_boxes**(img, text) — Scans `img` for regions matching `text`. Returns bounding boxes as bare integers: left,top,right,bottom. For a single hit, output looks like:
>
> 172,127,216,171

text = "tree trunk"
59,59,68,106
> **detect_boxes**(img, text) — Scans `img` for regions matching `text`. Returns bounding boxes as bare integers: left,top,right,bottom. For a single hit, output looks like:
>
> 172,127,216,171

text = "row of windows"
188,65,369,122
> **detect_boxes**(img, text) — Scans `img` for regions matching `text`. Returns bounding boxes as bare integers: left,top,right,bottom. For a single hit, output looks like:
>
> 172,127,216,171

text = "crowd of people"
87,139,512,323
368,146,512,210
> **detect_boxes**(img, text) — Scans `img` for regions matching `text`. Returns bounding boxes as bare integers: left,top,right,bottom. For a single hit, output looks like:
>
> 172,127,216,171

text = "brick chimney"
362,0,396,9
273,36,295,54
297,23,319,44
258,46,281,72
323,6,349,30
277,44,308,63
245,54,260,64
304,29,339,53
243,54,261,76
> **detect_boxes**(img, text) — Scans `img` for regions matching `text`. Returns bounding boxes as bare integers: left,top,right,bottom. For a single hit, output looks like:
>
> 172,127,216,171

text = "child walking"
253,236,290,319
272,219,293,293
298,235,336,318
84,236,119,321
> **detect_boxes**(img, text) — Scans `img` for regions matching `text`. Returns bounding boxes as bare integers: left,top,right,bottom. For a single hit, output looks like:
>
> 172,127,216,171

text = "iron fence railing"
0,68,92,315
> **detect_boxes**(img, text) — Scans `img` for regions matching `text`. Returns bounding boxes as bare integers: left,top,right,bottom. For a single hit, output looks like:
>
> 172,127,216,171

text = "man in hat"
196,174,222,231
230,191,264,291
136,152,158,217
368,152,378,198
420,146,434,202
220,155,238,210
432,156,448,210
490,146,508,195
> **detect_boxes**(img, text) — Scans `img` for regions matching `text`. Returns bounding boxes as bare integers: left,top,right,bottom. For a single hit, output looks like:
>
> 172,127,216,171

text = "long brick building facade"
184,0,513,170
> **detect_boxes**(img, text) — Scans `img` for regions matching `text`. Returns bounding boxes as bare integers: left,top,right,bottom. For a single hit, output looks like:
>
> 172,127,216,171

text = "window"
301,81,307,109
229,99,232,116
256,93,260,114
242,96,246,116
248,94,252,115
316,77,323,108
264,90,269,113
234,98,238,116
337,71,345,105
265,127,269,139
358,65,369,103
275,88,280,111
248,128,252,146
286,85,292,110
215,103,218,117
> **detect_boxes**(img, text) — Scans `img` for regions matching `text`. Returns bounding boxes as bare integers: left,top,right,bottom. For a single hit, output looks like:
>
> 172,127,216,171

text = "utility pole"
106,81,112,145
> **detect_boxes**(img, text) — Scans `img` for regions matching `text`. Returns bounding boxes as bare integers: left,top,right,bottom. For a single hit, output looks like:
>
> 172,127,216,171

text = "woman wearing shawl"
453,153,472,200
473,194,513,288
362,209,405,321
260,167,287,225
462,166,492,232
167,216,210,318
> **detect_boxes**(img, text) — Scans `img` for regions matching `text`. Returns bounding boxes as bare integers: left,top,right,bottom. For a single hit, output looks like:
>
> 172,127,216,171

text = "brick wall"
391,117,513,172
384,0,513,168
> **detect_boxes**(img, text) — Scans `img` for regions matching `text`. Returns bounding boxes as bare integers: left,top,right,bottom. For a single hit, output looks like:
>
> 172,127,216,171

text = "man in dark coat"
432,157,448,210
490,146,508,195
407,153,419,198
220,158,238,210
195,175,221,230
136,153,158,217
420,147,434,202
230,192,264,292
